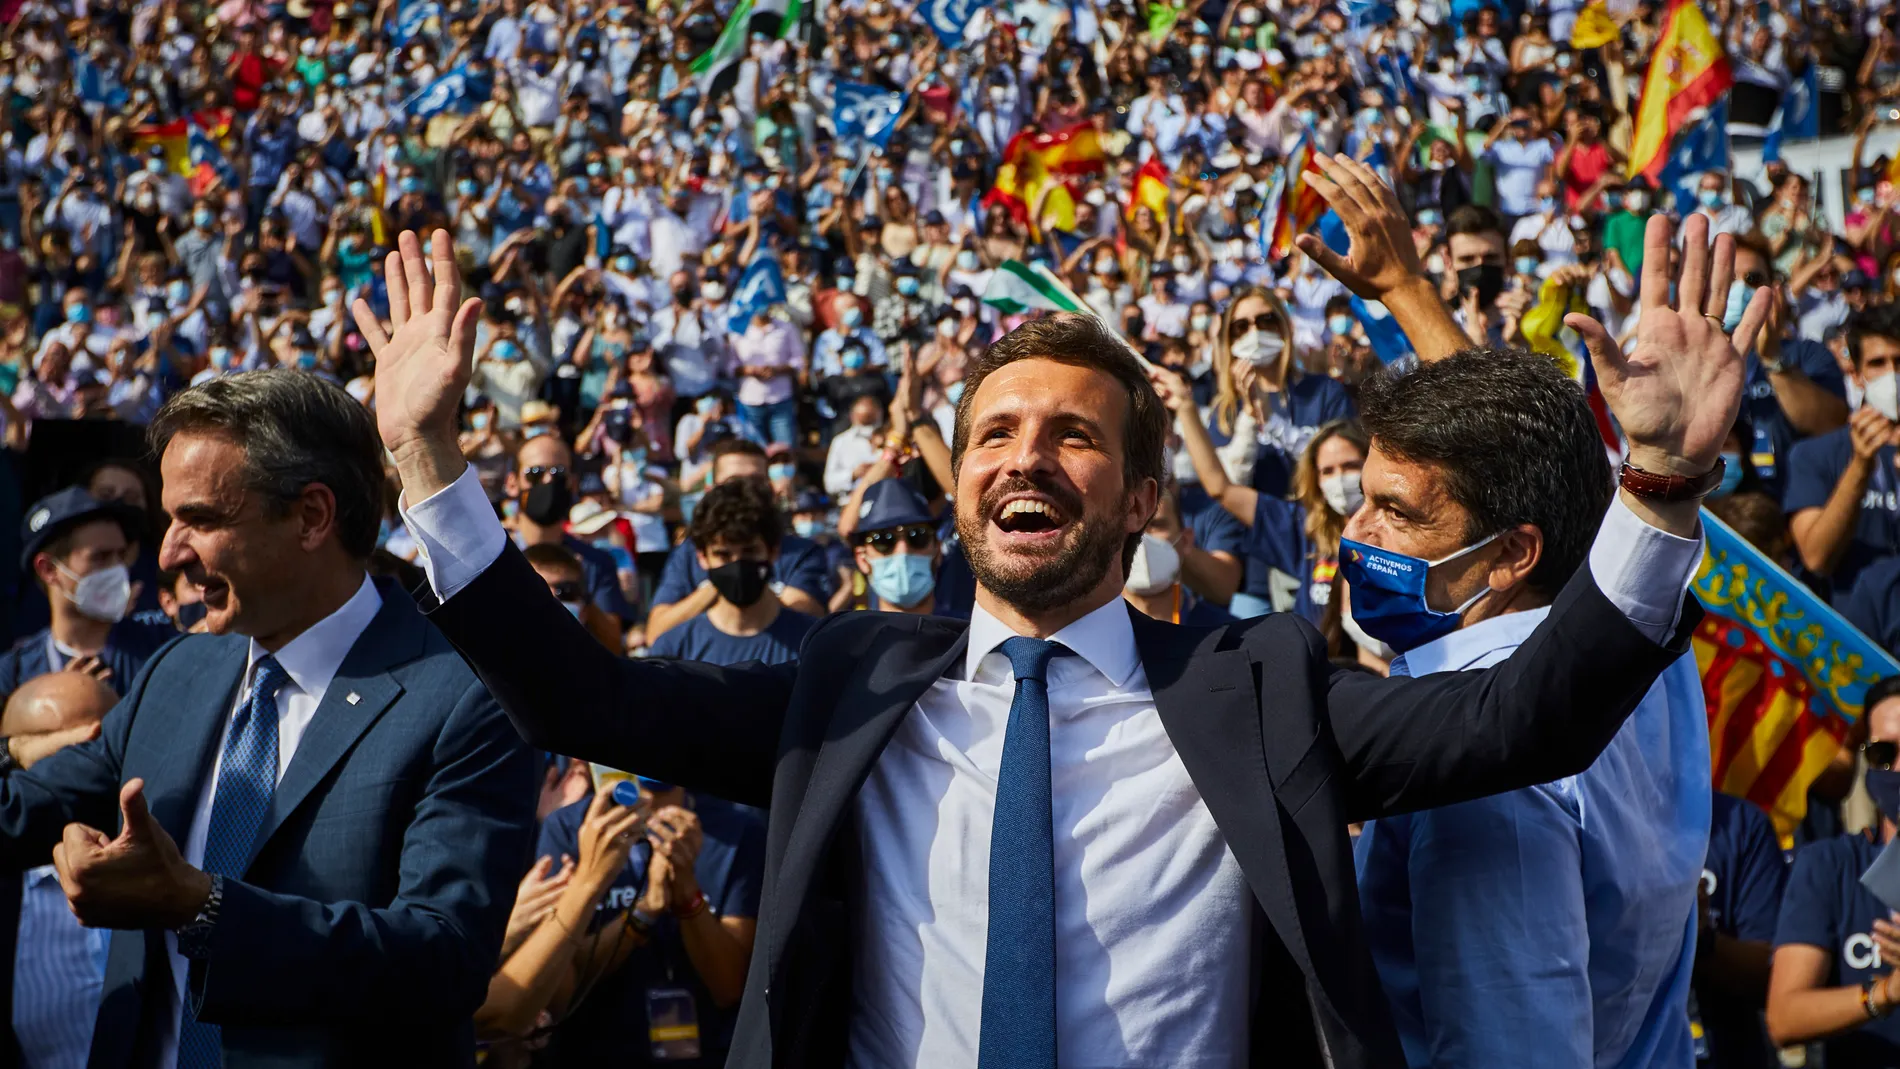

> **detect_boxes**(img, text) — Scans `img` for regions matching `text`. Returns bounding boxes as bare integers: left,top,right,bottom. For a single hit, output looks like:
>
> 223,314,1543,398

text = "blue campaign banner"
1762,64,1819,163
404,64,490,119
1338,0,1394,30
922,0,986,47
1660,97,1730,216
726,255,788,333
832,81,907,151
392,0,442,44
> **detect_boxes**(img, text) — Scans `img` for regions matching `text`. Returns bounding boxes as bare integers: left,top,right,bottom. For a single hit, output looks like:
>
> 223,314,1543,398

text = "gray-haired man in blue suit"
0,370,538,1069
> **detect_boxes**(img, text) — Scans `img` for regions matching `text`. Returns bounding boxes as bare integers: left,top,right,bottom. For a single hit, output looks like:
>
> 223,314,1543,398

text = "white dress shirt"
159,575,383,1069
398,466,1704,1067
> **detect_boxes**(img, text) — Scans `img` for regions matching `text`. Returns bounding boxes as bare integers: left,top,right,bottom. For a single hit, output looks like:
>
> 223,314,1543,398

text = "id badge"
646,986,702,1060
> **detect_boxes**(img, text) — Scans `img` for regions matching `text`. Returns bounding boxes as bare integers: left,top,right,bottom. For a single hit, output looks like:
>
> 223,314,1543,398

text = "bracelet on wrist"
673,889,708,919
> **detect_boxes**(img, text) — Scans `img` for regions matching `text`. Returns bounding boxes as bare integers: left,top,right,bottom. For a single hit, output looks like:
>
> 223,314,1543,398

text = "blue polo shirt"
1247,374,1357,500
1782,430,1900,600
652,534,834,607
647,609,814,665
1695,791,1788,1069
1842,556,1900,659
1245,495,1333,627
1744,341,1847,501
1775,833,1900,1068
535,795,766,1066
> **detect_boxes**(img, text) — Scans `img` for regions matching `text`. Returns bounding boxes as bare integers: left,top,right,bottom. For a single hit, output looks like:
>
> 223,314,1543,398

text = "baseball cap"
855,478,934,533
19,487,144,572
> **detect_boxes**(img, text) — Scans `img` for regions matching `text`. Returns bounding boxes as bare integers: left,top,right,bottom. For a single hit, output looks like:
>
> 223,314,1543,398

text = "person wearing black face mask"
1767,676,1900,1066
507,435,638,632
648,478,816,664
1444,205,1509,347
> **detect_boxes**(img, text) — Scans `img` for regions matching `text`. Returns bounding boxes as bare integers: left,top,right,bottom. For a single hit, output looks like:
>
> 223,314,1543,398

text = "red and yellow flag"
132,119,191,176
982,123,1107,237
1266,138,1328,260
1627,0,1732,181
1126,158,1169,222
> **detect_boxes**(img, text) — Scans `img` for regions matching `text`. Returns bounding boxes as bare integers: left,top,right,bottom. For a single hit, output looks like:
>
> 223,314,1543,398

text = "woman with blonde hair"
1200,283,1357,615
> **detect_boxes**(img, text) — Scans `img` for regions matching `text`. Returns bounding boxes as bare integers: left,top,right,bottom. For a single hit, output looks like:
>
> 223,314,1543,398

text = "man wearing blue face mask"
649,479,816,664
874,261,932,348
1345,350,1710,1069
848,479,950,617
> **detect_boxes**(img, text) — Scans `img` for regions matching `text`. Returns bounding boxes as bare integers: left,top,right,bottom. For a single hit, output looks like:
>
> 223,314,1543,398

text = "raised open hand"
1562,213,1770,481
352,229,483,501
1295,153,1425,301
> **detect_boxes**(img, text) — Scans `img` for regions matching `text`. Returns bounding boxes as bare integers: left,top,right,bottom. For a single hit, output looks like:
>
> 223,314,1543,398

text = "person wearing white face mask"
1122,484,1237,627
1786,307,1900,601
0,487,176,708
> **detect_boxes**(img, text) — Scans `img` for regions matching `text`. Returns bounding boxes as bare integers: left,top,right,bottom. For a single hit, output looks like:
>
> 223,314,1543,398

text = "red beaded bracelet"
674,890,708,919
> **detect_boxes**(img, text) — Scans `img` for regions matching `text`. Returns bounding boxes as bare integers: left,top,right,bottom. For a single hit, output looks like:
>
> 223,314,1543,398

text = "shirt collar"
963,595,1141,692
1393,605,1551,676
247,574,382,706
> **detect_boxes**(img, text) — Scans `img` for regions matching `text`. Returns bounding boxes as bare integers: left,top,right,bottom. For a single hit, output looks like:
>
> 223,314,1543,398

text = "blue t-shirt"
1696,791,1788,1069
1782,429,1900,600
534,795,766,1066
0,617,176,704
1842,555,1900,660
1775,833,1900,1068
1247,374,1357,500
563,534,640,627
648,609,814,665
1246,495,1333,626
652,534,834,606
1744,341,1847,501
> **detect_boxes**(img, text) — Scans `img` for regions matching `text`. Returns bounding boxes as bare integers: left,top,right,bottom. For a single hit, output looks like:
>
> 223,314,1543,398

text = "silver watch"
174,874,223,959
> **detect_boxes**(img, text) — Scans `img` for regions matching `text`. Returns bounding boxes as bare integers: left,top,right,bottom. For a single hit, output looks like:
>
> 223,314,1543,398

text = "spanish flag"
1262,137,1328,260
132,120,191,177
1627,0,1732,181
1126,158,1169,222
982,123,1107,237
1694,511,1900,844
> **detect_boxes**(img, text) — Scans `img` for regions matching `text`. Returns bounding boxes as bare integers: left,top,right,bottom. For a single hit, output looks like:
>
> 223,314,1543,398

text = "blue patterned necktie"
978,637,1064,1069
177,654,288,1069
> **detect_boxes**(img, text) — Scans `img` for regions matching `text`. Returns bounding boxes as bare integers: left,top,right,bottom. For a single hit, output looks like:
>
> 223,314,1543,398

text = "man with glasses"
508,434,638,632
1765,676,1900,1064
1731,233,1850,501
649,479,815,664
850,479,949,616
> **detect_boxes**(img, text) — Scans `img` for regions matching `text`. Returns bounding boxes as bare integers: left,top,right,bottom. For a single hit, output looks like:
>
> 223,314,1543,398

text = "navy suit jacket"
426,544,1702,1069
0,578,537,1069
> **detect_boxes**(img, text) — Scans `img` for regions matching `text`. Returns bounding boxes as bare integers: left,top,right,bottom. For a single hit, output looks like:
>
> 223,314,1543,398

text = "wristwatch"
0,737,18,775
1617,457,1726,502
173,874,224,960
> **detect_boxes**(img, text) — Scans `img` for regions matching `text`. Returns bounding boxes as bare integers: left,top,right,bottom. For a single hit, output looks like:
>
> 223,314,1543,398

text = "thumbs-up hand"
52,779,212,929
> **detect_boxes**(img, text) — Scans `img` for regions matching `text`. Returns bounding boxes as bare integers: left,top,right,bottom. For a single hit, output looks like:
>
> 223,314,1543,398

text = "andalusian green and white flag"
982,260,1090,316
690,0,803,93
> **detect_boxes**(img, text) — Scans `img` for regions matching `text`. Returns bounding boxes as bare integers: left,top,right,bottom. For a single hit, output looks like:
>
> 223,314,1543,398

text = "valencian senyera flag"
1695,511,1900,845
1259,137,1327,260
1627,0,1733,181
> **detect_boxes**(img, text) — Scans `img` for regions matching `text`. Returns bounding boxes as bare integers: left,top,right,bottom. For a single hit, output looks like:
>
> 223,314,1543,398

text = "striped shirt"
14,866,107,1069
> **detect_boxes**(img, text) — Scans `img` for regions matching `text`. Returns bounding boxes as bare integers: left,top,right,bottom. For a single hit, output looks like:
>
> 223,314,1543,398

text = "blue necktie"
177,655,288,1069
978,637,1062,1069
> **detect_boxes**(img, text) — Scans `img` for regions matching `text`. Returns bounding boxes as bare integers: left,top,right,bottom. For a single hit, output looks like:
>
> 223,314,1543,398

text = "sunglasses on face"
1866,739,1898,771
524,465,568,482
549,580,583,602
859,524,936,554
1228,312,1282,340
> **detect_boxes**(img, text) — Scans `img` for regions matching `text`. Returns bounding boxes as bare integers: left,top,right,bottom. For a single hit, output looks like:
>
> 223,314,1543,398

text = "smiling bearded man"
368,205,1753,1069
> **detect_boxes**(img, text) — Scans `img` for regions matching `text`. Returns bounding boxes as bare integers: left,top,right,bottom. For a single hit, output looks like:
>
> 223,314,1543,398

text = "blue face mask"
1712,450,1745,497
946,380,965,405
896,276,920,296
1327,314,1354,336
1514,256,1540,277
66,303,91,324
613,255,635,272
1869,767,1900,819
842,349,868,371
493,338,520,361
1338,532,1499,653
793,516,819,538
1698,188,1724,209
1724,279,1750,332
296,350,320,369
869,552,934,608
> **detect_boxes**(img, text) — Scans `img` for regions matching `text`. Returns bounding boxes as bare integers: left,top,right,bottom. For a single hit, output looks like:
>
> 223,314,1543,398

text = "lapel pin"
346,692,361,705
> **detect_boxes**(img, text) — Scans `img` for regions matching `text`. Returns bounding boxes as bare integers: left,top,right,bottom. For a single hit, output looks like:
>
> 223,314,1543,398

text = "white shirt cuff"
399,464,508,603
1587,495,1704,644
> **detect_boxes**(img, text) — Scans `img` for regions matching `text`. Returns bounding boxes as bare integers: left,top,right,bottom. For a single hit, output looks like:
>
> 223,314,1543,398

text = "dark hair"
952,313,1169,571
1446,204,1503,241
1706,490,1786,556
710,436,768,467
1847,304,1900,368
688,477,783,553
148,370,385,560
1866,674,1900,720
523,542,584,575
1358,349,1612,599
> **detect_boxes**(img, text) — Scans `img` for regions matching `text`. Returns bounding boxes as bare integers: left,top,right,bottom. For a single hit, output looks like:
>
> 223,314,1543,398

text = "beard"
958,474,1127,615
